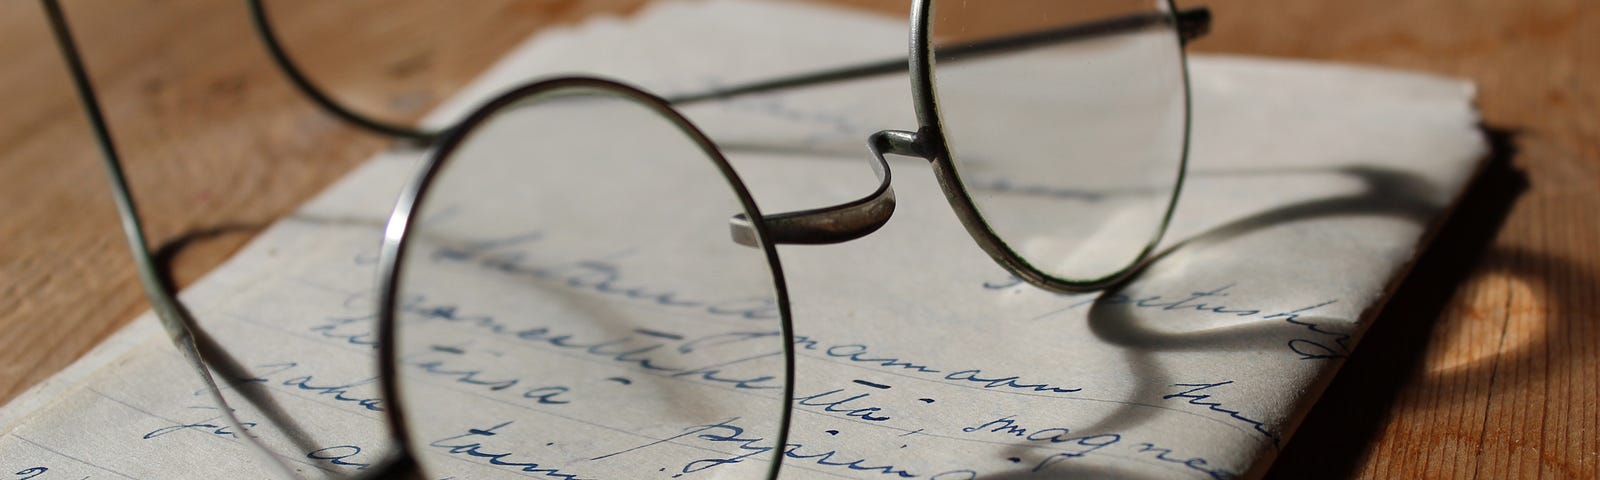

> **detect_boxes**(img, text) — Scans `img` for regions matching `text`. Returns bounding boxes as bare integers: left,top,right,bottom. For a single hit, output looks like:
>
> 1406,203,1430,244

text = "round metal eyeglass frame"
252,0,1211,293
49,0,1211,478
896,0,1204,291
367,77,799,479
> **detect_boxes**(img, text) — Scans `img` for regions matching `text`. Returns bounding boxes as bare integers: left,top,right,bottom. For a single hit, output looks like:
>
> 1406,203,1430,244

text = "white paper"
0,1,1485,479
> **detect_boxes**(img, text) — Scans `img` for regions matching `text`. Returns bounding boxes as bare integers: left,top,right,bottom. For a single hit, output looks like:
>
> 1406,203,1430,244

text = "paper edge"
1242,82,1490,477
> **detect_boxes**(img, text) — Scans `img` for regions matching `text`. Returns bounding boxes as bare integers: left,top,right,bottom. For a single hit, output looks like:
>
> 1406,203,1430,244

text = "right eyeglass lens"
388,85,791,478
929,0,1190,285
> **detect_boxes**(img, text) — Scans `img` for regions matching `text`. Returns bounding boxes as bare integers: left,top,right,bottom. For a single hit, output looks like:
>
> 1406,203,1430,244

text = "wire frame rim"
905,0,1194,293
372,75,798,479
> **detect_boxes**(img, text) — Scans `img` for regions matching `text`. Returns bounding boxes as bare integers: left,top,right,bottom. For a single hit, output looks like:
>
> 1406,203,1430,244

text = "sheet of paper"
0,1,1485,479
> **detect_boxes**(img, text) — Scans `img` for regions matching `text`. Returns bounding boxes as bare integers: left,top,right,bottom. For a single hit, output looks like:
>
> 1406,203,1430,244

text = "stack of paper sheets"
0,1,1485,478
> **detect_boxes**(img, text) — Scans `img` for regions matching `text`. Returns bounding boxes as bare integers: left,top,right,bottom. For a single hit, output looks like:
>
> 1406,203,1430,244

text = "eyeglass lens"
929,0,1189,284
389,88,791,478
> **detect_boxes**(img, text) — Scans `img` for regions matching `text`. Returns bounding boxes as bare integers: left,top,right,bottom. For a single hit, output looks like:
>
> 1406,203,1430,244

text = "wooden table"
2,0,1594,477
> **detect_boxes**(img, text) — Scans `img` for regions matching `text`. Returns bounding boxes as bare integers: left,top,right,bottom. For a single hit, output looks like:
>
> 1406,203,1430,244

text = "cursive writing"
1162,381,1278,444
404,351,573,405
307,445,370,470
598,417,975,478
960,415,1121,467
236,362,383,412
430,232,779,320
986,281,1348,360
316,295,785,391
429,421,592,479
960,414,1237,479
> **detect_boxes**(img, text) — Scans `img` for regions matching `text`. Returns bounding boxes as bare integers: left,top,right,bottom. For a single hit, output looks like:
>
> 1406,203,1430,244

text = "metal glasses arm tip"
731,130,923,246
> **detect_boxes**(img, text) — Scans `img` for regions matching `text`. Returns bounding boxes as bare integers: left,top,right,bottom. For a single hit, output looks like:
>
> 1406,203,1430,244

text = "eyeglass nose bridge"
730,129,933,246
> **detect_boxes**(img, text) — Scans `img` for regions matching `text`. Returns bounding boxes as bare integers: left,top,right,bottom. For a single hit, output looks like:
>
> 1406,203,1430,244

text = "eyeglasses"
49,0,1209,478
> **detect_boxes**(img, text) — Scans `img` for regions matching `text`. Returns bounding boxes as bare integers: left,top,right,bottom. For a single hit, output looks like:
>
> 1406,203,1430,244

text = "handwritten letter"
0,1,1484,478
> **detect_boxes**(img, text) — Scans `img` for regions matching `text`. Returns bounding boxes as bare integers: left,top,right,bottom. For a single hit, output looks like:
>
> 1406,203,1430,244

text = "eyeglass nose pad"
729,130,923,246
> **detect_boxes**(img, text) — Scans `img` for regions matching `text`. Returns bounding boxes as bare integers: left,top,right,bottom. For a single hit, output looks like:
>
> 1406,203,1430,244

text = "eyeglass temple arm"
249,1,1204,147
671,7,1211,106
246,0,444,146
731,130,922,246
42,2,299,476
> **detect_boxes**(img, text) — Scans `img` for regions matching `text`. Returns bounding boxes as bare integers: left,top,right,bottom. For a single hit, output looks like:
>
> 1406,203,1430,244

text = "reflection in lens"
928,0,1189,285
389,84,789,478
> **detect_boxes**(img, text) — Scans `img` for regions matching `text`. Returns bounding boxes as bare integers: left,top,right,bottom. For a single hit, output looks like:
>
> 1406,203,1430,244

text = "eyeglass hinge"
873,129,935,160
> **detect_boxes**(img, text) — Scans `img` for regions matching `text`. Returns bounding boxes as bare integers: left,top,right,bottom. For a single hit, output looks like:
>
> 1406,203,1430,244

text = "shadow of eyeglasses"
962,127,1522,478
1261,128,1578,479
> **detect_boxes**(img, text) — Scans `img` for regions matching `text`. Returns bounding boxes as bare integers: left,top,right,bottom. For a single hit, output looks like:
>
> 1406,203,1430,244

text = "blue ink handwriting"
307,445,370,470
597,417,975,478
959,415,1121,464
237,362,383,412
1162,381,1279,444
429,421,591,479
986,281,1348,361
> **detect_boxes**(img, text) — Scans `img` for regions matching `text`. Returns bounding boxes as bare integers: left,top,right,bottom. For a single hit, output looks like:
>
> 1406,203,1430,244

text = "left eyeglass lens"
388,86,792,478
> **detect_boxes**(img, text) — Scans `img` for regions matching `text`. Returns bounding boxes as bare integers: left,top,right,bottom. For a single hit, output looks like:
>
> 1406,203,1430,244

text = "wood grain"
1,0,1593,477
